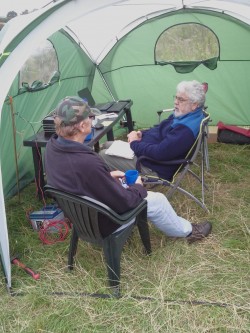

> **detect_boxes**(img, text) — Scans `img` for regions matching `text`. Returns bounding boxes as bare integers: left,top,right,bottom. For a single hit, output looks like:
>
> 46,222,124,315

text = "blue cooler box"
29,205,64,231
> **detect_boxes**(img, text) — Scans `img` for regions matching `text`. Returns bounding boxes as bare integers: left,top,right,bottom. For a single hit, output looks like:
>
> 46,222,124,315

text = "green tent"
0,0,250,290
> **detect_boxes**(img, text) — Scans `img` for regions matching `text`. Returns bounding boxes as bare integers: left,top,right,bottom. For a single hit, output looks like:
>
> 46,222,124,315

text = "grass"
1,143,250,333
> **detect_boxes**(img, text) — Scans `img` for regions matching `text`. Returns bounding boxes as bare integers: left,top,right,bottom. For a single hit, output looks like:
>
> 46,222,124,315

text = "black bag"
217,122,250,145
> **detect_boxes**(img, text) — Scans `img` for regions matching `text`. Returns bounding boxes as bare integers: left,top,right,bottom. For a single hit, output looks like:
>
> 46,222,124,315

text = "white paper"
105,140,135,159
96,113,118,120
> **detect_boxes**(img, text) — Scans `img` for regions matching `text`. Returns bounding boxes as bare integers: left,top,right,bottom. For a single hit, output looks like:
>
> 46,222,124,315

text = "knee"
102,141,114,149
99,149,106,157
146,191,168,207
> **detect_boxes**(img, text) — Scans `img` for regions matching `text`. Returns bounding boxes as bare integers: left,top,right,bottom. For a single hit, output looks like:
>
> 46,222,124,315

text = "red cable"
39,219,70,245
26,207,72,245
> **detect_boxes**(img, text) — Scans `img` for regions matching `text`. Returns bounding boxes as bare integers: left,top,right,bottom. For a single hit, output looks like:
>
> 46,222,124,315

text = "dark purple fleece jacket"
44,135,147,237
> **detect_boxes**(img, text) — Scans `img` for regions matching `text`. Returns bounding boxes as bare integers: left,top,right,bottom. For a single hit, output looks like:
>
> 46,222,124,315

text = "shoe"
187,221,212,244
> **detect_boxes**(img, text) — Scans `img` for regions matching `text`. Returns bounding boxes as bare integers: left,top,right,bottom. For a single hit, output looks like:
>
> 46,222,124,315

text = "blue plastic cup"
125,170,139,185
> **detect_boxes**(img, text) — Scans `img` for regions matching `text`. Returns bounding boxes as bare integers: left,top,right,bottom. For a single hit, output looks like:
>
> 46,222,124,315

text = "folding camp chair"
136,112,211,211
44,185,151,296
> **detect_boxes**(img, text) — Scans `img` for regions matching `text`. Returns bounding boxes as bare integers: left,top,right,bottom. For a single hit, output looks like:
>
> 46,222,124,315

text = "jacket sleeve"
77,156,147,214
130,124,195,161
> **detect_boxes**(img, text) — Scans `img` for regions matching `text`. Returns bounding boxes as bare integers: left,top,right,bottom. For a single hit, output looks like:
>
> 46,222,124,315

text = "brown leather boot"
187,221,212,244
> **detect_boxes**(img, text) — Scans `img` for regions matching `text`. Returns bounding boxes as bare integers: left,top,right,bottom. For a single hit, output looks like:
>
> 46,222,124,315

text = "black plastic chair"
44,185,151,296
136,113,211,211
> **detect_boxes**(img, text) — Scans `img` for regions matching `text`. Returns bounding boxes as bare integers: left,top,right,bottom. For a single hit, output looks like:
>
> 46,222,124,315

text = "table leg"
107,129,114,141
94,142,100,152
32,146,45,200
125,108,134,132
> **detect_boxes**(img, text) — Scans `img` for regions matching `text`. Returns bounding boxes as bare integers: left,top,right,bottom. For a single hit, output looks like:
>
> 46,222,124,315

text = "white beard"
174,108,182,117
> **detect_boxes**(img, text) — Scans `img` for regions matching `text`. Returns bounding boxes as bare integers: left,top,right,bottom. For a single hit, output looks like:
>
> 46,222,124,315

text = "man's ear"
192,102,199,111
78,120,86,132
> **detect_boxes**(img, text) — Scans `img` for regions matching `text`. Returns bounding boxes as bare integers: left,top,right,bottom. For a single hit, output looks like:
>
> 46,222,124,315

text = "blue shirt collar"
173,107,203,119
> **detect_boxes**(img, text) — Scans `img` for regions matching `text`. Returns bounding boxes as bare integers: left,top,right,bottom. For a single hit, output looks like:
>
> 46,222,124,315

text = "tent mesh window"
154,23,219,73
19,39,59,92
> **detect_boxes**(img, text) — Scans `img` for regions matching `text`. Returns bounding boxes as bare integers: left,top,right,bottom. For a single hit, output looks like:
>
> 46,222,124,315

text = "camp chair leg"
167,186,208,212
203,122,210,172
201,153,205,205
166,160,208,212
187,169,209,191
204,137,210,172
188,169,202,183
139,113,211,212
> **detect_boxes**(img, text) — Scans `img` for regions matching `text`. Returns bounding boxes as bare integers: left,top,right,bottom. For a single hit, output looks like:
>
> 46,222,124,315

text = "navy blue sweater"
130,108,204,180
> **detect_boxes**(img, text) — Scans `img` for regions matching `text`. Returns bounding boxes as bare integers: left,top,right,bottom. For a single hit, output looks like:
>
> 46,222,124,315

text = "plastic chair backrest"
44,185,148,244
44,185,151,294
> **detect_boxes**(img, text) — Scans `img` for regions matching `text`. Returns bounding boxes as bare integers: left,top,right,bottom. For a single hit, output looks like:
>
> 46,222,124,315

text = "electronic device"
77,87,96,106
98,102,115,111
29,205,64,231
42,92,130,135
106,101,129,112
77,87,118,111
42,116,55,137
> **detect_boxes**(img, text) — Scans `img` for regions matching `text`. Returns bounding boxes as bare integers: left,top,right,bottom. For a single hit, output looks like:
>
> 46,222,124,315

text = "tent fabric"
156,57,218,73
0,0,250,290
0,170,10,291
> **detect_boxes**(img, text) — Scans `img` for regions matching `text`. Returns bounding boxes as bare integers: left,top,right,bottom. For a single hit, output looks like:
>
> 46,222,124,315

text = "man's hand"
135,175,143,186
127,130,142,143
110,170,125,179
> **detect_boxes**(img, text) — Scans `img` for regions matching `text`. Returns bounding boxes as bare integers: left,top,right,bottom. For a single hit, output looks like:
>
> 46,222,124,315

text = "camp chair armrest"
136,155,190,172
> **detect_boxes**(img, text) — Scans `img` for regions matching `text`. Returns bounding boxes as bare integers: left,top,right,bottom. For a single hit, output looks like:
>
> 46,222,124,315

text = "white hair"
176,80,206,107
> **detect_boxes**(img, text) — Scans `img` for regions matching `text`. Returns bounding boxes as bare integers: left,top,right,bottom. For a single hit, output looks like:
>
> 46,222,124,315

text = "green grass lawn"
0,143,249,333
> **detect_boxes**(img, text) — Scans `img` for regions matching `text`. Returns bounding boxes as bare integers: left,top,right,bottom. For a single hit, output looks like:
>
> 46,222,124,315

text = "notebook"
105,140,135,159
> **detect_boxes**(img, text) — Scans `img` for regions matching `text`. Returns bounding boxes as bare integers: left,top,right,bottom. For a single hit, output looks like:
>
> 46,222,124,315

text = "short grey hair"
176,80,206,107
54,117,83,137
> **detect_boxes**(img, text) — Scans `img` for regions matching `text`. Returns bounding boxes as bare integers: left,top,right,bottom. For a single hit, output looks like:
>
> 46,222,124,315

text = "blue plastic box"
29,205,64,231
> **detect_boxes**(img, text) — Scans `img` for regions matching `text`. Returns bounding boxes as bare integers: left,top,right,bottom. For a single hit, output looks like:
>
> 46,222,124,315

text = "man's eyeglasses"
174,95,189,103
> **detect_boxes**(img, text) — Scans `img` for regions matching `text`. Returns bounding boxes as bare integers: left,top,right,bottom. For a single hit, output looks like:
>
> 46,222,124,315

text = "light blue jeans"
146,191,192,237
101,143,192,238
116,191,192,237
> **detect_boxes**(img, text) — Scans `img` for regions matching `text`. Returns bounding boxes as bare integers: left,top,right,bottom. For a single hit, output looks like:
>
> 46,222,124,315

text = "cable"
38,219,71,245
50,292,246,309
26,207,71,244
25,208,34,228
10,290,246,309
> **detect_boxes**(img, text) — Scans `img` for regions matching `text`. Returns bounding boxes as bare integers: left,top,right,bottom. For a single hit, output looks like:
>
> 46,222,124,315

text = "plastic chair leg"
136,208,152,255
68,226,79,270
103,224,134,293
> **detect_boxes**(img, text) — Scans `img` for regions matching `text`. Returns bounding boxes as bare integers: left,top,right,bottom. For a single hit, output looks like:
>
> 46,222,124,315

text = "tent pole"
96,65,116,101
8,96,20,202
